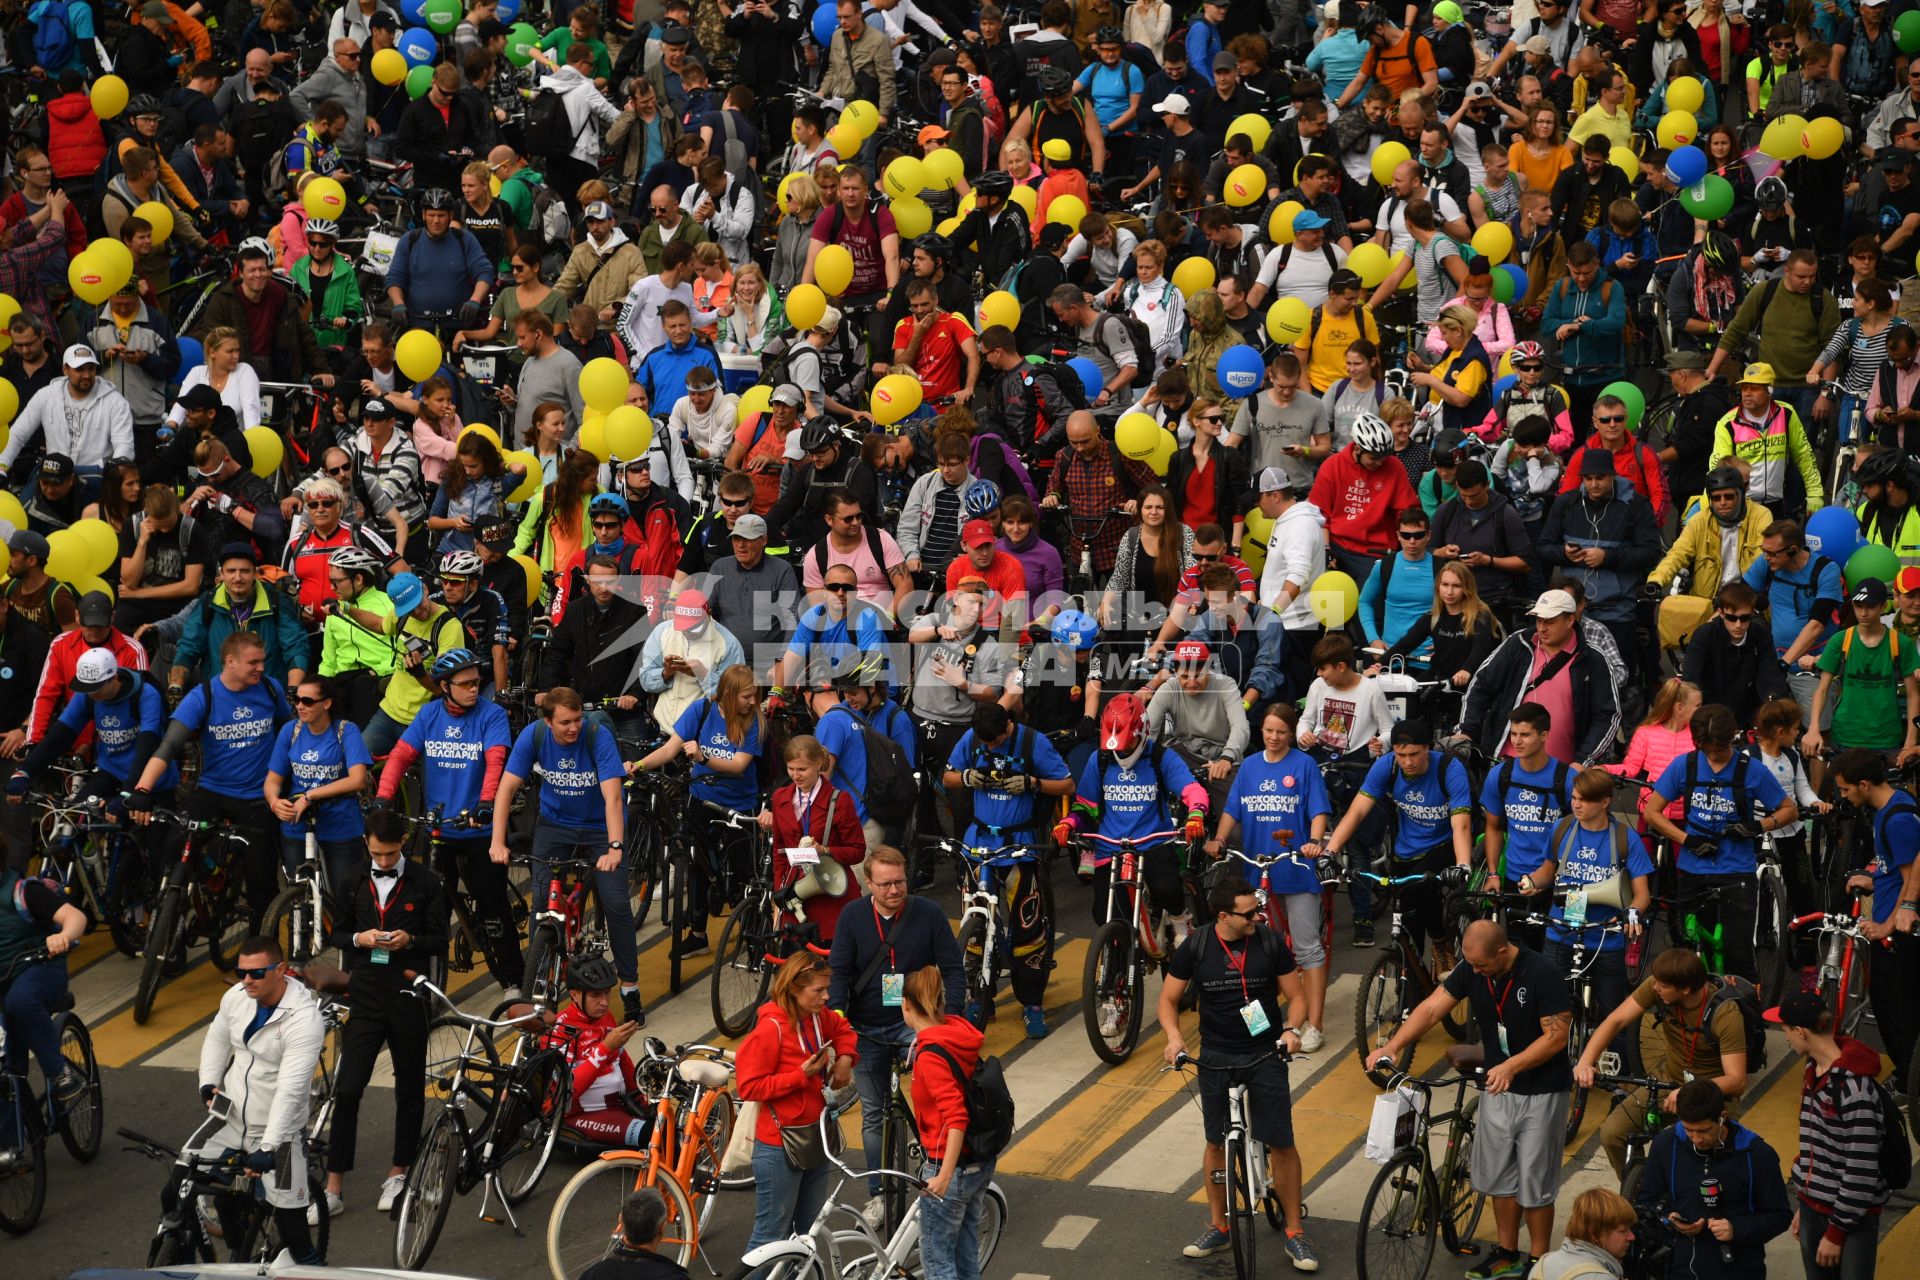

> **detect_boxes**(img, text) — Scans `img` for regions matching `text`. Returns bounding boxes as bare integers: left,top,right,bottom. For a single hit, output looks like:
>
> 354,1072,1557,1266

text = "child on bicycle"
545,955,648,1149
1543,769,1653,1038
1752,697,1826,992
758,735,867,949
1299,633,1390,945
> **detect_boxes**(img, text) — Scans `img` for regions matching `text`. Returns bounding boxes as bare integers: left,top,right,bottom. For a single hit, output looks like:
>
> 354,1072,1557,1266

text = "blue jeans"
1,961,69,1079
917,1156,995,1280
359,708,410,758
748,1139,832,1255
854,1027,914,1195
530,824,638,986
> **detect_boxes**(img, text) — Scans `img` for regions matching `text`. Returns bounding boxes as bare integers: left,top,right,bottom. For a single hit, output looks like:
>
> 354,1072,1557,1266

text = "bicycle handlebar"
411,976,547,1029
1076,830,1187,848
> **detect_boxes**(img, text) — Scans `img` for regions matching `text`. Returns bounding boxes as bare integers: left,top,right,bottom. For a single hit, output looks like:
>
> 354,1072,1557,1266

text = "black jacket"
396,92,487,192
1163,441,1251,531
1458,630,1622,765
951,203,1033,300
1550,162,1632,242
1430,493,1534,605
1635,1119,1793,1280
763,447,880,552
1680,616,1791,724
1538,487,1664,625
542,592,651,704
327,857,451,980
0,610,51,738
580,1245,692,1280
116,26,180,98
1666,381,1733,499
826,894,965,1035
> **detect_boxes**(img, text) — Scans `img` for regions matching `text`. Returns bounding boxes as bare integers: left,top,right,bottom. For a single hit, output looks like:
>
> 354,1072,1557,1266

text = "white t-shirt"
1255,240,1351,308
1375,189,1464,255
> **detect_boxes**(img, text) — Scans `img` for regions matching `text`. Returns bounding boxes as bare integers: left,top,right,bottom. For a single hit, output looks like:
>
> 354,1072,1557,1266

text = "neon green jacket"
318,588,397,677
1708,403,1825,512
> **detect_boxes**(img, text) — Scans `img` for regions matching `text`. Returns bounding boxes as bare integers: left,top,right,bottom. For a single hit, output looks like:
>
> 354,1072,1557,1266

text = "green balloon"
1491,269,1516,304
1897,10,1920,54
1678,174,1735,222
405,63,435,100
1600,380,1647,430
1847,541,1900,589
505,21,539,67
422,0,459,34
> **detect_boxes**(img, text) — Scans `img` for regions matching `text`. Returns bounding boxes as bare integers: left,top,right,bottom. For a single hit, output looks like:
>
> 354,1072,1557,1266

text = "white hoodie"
1261,498,1329,631
0,377,135,474
538,64,621,165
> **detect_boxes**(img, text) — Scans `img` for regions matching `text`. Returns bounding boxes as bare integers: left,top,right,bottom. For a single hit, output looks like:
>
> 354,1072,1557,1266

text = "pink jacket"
411,415,459,485
1424,296,1515,362
1607,722,1693,821
277,205,309,273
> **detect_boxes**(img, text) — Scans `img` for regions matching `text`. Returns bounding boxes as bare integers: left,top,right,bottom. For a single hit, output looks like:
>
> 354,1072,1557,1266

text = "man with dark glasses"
1680,581,1792,724
1649,466,1771,650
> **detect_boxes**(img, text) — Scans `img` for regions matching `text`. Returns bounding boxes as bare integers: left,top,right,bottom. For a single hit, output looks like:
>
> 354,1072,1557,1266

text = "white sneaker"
307,1190,345,1226
498,986,525,1003
1098,1002,1122,1039
861,1197,889,1233
377,1173,406,1213
1299,1024,1324,1054
1170,914,1193,947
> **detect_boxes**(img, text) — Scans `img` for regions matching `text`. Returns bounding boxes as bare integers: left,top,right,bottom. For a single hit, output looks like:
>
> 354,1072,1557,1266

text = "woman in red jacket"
734,953,857,1256
45,69,108,198
903,966,994,1280
757,735,866,947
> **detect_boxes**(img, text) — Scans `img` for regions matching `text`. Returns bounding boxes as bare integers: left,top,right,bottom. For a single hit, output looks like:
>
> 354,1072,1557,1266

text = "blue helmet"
588,492,629,518
963,478,1002,517
1051,609,1100,651
429,648,484,682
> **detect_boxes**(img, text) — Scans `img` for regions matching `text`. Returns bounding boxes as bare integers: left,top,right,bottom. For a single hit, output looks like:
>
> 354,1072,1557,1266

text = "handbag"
776,1014,844,1170
1364,1085,1424,1164
721,1100,758,1178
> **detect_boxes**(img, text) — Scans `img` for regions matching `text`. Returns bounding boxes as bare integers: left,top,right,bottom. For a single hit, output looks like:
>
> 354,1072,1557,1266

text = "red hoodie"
1307,445,1420,556
46,92,107,183
735,1002,858,1146
1558,432,1673,525
911,1015,985,1161
32,627,148,743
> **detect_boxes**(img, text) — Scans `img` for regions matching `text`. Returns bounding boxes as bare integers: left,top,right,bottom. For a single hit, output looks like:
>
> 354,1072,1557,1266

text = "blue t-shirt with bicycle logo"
401,698,514,820
267,720,375,842
1652,750,1787,875
673,699,762,813
1225,749,1331,897
172,676,290,800
57,678,175,791
948,727,1071,855
506,719,627,830
1546,821,1655,952
1478,759,1575,881
1361,753,1471,857
1075,747,1201,851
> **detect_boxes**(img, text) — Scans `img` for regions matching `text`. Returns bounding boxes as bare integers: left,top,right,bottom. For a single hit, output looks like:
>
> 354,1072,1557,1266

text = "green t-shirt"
538,30,612,82
1817,625,1920,749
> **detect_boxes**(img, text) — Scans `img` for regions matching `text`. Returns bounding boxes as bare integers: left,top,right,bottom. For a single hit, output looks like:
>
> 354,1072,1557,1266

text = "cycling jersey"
1653,750,1788,875
266,719,374,841
53,676,175,790
504,719,625,830
396,697,513,818
282,522,396,611
672,698,761,813
1225,748,1331,896
376,607,471,727
171,675,291,799
948,726,1072,851
1359,752,1471,856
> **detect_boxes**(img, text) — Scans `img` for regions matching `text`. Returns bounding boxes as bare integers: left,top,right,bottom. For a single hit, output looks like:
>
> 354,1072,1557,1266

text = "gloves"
1184,810,1206,843
1723,821,1762,841
367,796,392,816
469,806,493,829
1683,833,1719,857
1052,819,1074,847
200,1084,219,1106
390,303,410,329
1076,715,1098,744
244,1149,277,1174
765,691,787,714
191,206,213,230
961,768,990,789
124,788,153,814
460,300,486,329
1001,773,1031,795
5,771,29,797
823,96,847,111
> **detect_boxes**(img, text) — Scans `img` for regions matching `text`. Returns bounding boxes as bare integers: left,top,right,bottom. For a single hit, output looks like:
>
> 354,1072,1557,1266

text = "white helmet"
1350,413,1394,455
438,550,483,578
328,546,381,575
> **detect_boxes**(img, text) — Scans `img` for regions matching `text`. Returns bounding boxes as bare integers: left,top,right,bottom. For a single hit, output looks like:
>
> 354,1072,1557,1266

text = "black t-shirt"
1167,923,1298,1057
458,199,511,269
1441,945,1571,1094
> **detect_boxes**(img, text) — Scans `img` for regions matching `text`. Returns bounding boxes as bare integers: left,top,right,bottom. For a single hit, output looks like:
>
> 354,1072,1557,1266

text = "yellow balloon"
91,239,134,294
923,147,964,191
1609,145,1639,178
1309,570,1360,628
371,47,408,85
1170,256,1216,299
68,251,114,305
134,199,174,245
1666,76,1704,115
460,422,502,449
778,172,802,214
70,519,120,577
737,384,772,423
1045,194,1087,229
1347,242,1391,289
1148,429,1177,477
1008,184,1037,219
842,100,880,139
1241,506,1273,578
1227,113,1272,153
1267,297,1312,345
1763,114,1807,159
579,356,630,413
1655,110,1698,150
44,529,86,581
1471,221,1514,266
1116,412,1159,459
604,404,654,458
871,374,923,426
814,244,855,296
1497,348,1515,377
1389,250,1416,292
0,379,14,426
1371,141,1411,188
511,553,542,607
935,215,964,236
395,329,443,382
579,414,609,459
1223,163,1266,208
72,574,114,604
786,283,826,331
90,75,129,120
979,290,1021,331
882,156,925,200
826,123,862,158
890,196,932,239
0,491,22,535
1267,200,1305,245
1802,116,1844,160
504,451,541,503
303,177,347,220
244,425,284,478
957,190,977,214
0,295,16,356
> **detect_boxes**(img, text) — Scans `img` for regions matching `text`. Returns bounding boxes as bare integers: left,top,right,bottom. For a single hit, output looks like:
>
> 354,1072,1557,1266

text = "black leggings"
437,837,525,988
1089,843,1189,927
1676,870,1759,983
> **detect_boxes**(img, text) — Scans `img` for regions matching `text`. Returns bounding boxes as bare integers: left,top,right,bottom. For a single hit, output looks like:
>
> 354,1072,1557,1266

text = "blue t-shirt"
1076,60,1146,130
1075,745,1200,855
785,603,888,681
1361,753,1471,857
59,677,175,791
401,698,514,821
266,720,375,841
1478,758,1575,881
1546,820,1656,952
947,727,1072,855
505,719,627,830
1867,790,1920,923
1744,552,1844,655
1652,750,1788,875
171,676,291,800
863,699,918,766
817,704,873,823
672,698,761,812
1225,748,1332,896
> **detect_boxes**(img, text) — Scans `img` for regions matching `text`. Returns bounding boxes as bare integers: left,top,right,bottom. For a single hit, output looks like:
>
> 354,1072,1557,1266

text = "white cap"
1152,93,1192,117
71,647,119,693
1528,589,1579,619
63,344,99,368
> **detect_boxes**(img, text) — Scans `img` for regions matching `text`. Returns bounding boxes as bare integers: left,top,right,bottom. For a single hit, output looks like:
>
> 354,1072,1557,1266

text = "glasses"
308,236,335,247
870,877,908,892
236,965,279,981
1595,414,1627,424
1223,908,1262,922
306,498,339,509
1194,552,1221,562
448,676,483,689
1515,363,1544,373
823,583,856,593
339,48,361,58
1722,612,1756,623
1399,529,1429,540
836,512,863,523
1771,38,1794,46
292,695,328,706
1195,414,1224,423
326,464,352,476
651,204,676,215
592,519,623,529
721,496,751,508
1763,546,1792,559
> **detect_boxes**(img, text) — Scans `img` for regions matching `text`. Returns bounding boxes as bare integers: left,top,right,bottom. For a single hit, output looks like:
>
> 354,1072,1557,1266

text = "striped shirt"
1817,318,1893,399
1789,1053,1890,1239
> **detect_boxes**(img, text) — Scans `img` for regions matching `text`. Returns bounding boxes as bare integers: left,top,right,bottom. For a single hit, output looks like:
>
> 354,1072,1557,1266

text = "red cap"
1898,566,1920,595
962,519,997,548
672,588,709,630
1173,640,1210,665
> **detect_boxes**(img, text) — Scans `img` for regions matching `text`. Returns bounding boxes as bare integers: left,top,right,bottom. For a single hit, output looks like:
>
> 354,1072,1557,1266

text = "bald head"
245,48,271,79
488,144,520,173
1462,919,1509,964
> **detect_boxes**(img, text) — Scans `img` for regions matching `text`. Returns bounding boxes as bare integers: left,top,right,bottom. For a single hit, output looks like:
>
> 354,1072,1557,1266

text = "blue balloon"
1498,263,1529,299
398,26,438,67
1217,346,1264,399
812,3,837,46
1492,373,1518,400
175,335,203,378
399,0,428,22
493,0,519,19
1665,144,1709,188
1806,505,1863,560
1067,357,1103,401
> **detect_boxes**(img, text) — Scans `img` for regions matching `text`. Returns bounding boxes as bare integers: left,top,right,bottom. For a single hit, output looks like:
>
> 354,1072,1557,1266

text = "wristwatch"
608,841,624,851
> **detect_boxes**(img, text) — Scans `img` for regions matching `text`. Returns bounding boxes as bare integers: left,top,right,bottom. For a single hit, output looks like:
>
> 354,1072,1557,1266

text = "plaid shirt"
1046,442,1158,574
485,56,521,126
0,219,65,337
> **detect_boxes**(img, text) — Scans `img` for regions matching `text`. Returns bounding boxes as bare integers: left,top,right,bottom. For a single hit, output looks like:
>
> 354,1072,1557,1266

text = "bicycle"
941,836,1046,1025
516,852,616,1015
1592,1071,1689,1206
0,948,103,1235
1075,827,1189,1064
1515,909,1631,1143
1791,885,1881,1037
262,817,333,967
404,806,530,993
134,811,258,1025
1351,864,1477,1074
25,787,152,959
1168,1045,1298,1280
1355,1049,1489,1280
393,977,572,1269
704,798,783,1038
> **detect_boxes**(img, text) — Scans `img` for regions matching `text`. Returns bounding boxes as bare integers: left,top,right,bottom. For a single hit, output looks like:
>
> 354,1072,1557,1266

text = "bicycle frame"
1082,829,1186,958
951,841,1035,1016
1791,888,1883,1032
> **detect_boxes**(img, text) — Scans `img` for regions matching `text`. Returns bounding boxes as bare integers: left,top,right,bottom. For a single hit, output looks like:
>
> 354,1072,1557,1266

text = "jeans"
529,824,638,986
359,708,410,758
918,1156,996,1280
280,835,367,901
747,1139,832,1257
1797,1201,1880,1280
1544,937,1630,1058
0,961,68,1079
853,1028,914,1195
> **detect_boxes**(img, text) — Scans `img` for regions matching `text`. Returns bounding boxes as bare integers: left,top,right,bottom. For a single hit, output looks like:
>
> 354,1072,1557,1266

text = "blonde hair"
902,965,947,1021
715,664,759,745
1437,303,1479,335
1642,676,1701,729
784,173,824,221
1379,396,1415,426
1002,136,1031,166
1432,560,1500,643
783,733,829,766
692,240,730,273
203,325,242,355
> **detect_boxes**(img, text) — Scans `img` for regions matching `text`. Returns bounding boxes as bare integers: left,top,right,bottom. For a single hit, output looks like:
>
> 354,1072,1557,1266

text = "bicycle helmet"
1350,413,1394,455
1050,608,1100,651
1700,230,1739,271
1100,693,1145,755
127,94,161,118
798,420,839,454
1353,4,1388,39
1509,340,1545,366
565,953,619,992
962,477,1002,517
972,170,1014,200
421,187,457,212
305,218,341,239
429,647,484,682
438,549,483,578
831,651,887,691
1755,176,1788,210
1092,24,1124,44
1856,448,1910,488
1704,465,1746,495
1036,66,1071,97
1430,427,1468,464
238,235,273,262
327,545,381,575
915,232,955,265
588,491,630,518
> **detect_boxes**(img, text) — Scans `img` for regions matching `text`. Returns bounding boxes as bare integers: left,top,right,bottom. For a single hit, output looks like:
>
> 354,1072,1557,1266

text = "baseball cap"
1522,34,1552,54
387,571,425,615
368,10,397,28
918,124,951,147
180,384,224,412
730,513,769,540
1258,466,1294,494
76,591,114,628
141,0,174,20
479,520,516,552
1213,51,1238,73
218,541,258,564
1292,208,1330,233
1465,81,1492,100
1529,589,1579,619
673,588,709,630
1038,222,1074,251
63,344,98,368
659,23,690,43
1852,577,1890,607
1579,449,1616,476
7,529,49,560
1663,350,1708,372
962,518,996,548
71,647,120,693
769,383,804,407
1172,640,1211,665
1153,93,1191,116
476,16,506,39
1763,991,1832,1029
954,574,990,592
363,397,396,419
39,453,75,481
1897,565,1920,595
584,201,614,221
1737,362,1777,386
1880,150,1911,172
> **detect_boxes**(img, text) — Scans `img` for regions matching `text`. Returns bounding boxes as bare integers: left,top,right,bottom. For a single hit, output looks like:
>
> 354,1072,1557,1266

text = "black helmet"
915,232,954,264
1857,448,1910,488
1037,66,1071,97
798,421,839,453
1354,5,1388,39
1756,176,1788,210
565,953,619,992
128,94,162,118
1092,25,1123,45
831,652,887,691
1700,230,1738,271
421,188,457,212
973,170,1014,200
1704,465,1746,495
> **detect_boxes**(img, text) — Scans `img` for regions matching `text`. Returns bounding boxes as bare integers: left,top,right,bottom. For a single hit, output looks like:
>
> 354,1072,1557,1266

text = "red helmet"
1101,693,1146,755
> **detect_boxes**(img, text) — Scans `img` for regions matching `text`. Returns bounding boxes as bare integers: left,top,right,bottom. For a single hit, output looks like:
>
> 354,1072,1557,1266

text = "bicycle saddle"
1445,1044,1486,1072
676,1058,733,1089
298,961,352,999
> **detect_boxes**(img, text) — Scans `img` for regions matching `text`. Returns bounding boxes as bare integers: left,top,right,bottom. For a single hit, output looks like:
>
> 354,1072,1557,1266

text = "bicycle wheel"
393,1109,460,1269
105,840,154,959
1439,1096,1487,1255
1225,1136,1257,1280
54,1014,102,1163
880,1100,912,1240
205,883,253,972
628,819,661,930
1817,952,1870,1038
0,1083,45,1235
1082,919,1144,1065
493,1048,570,1205
956,914,993,1020
263,886,333,968
1620,1156,1646,1205
547,1153,697,1280
711,896,774,1039
1910,1037,1920,1134
524,922,567,1009
721,1252,826,1280
307,1018,342,1144
425,1015,501,1120
134,884,186,1025
1355,950,1414,1077
689,1089,742,1208
1357,1149,1437,1280
1753,867,1790,1002
247,1162,329,1264
1564,1003,1591,1146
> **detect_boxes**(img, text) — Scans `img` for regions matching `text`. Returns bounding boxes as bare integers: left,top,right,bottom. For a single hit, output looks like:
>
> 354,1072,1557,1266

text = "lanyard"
1676,993,1707,1066
797,1012,822,1056
371,873,397,928
798,785,816,835
1221,932,1253,1005
872,901,896,970
1486,975,1515,1019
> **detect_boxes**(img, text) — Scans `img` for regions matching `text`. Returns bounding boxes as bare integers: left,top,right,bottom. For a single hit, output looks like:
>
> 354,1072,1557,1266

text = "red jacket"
46,93,108,182
1558,432,1673,525
735,1002,857,1146
544,1003,639,1112
0,193,87,260
910,1015,985,1161
769,781,866,943
32,627,149,743
1307,445,1420,556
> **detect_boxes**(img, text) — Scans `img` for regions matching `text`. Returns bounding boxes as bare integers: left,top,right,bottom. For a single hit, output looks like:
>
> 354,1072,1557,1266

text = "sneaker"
1352,920,1376,948
1298,1025,1324,1055
671,932,711,959
622,989,646,1027
377,1173,406,1213
1464,1248,1527,1280
1170,913,1193,948
50,1068,87,1106
1184,1225,1232,1259
964,998,988,1027
860,1197,889,1234
498,985,524,1004
1284,1229,1321,1272
307,1190,345,1227
1098,1002,1122,1039
1078,849,1095,880
1023,1004,1049,1039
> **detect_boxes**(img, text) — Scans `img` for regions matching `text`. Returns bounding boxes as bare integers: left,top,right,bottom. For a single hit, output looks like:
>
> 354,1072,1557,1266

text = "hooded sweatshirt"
735,1001,859,1146
1261,499,1329,629
0,376,135,473
1636,1118,1794,1280
998,526,1065,609
1184,290,1248,403
1789,1034,1891,1241
1308,445,1420,558
911,1014,985,1161
1534,1238,1623,1280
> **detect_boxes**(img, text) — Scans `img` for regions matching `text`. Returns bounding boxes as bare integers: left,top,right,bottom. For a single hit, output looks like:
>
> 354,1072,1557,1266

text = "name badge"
1563,888,1589,929
787,844,820,865
1497,1024,1510,1056
882,972,904,1007
1240,1000,1272,1036
371,948,391,965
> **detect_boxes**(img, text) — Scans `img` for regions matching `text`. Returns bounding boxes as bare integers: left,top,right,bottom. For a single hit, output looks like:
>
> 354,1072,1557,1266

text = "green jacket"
500,168,543,232
291,255,364,350
1715,282,1841,383
319,588,398,677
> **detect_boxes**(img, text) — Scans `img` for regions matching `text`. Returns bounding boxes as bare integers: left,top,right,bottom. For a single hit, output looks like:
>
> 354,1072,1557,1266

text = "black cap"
364,397,396,419
179,384,222,412
1852,577,1890,607
76,591,114,627
39,453,75,481
1763,992,1831,1030
659,23,690,44
479,519,516,552
368,10,398,28
218,541,258,565
476,16,506,39
1579,449,1616,476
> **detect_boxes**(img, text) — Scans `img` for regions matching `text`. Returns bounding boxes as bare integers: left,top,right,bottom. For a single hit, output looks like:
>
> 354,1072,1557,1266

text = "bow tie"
372,867,399,880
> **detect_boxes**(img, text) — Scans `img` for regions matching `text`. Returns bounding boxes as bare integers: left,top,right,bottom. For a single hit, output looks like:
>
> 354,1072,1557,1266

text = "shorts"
1469,1089,1568,1208
1196,1052,1294,1151
1278,892,1327,970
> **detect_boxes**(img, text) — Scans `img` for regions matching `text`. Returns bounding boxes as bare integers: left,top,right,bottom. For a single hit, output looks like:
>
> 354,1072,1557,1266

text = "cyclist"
263,674,373,896
358,571,471,757
1804,578,1920,766
159,543,310,690
1145,639,1252,817
433,551,510,698
1006,609,1105,782
545,954,646,1148
549,492,646,624
491,687,641,1025
0,854,88,1104
1834,748,1920,1097
637,587,744,738
1479,701,1579,949
8,646,174,819
29,589,148,744
942,701,1075,1038
1540,768,1652,1059
385,188,494,340
543,556,653,755
376,648,523,996
315,547,397,728
128,632,290,929
319,807,448,1222
1157,874,1314,1269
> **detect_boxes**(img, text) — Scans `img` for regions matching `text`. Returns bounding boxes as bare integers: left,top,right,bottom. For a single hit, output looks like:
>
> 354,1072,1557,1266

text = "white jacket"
0,378,135,474
1261,498,1328,631
538,65,621,165
670,390,740,461
197,976,326,1151
679,175,757,273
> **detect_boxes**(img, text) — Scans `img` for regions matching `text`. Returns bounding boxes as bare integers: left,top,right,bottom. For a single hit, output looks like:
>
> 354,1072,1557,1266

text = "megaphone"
1570,869,1633,911
791,859,850,901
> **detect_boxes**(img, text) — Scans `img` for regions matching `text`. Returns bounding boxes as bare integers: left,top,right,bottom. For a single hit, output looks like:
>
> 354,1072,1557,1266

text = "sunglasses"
1515,363,1544,372
447,676,483,689
1194,552,1222,562
326,464,352,476
306,498,339,509
823,583,857,593
294,694,332,708
592,519,624,528
836,512,864,523
1399,529,1429,539
1722,612,1756,622
721,496,752,508
1222,908,1263,922
1195,414,1224,423
1771,38,1794,46
236,965,279,981
1595,415,1627,424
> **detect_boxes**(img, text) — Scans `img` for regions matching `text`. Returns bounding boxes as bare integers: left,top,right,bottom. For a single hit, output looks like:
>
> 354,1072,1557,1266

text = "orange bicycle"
543,1040,742,1279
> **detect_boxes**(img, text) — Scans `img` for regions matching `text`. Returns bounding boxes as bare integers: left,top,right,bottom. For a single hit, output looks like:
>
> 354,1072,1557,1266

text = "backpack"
1092,310,1158,379
32,1,77,71
1860,1075,1915,1191
916,1042,1017,1161
1701,972,1768,1073
1494,758,1573,825
824,703,917,827
262,135,299,206
969,431,1039,503
1755,552,1840,634
1749,277,1825,358
526,87,591,166
1681,749,1757,831
1022,358,1092,413
1832,625,1902,702
1547,813,1630,874
506,172,572,254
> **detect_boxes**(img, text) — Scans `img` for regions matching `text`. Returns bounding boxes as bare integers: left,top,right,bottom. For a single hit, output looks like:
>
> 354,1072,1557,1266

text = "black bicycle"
0,948,104,1235
134,811,256,1024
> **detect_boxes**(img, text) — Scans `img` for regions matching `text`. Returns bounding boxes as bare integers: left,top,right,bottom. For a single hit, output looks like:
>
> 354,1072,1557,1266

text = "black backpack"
526,88,590,166
916,1042,1017,1161
825,704,917,829
1022,359,1092,413
1700,973,1768,1072
1092,310,1158,378
1861,1075,1915,1191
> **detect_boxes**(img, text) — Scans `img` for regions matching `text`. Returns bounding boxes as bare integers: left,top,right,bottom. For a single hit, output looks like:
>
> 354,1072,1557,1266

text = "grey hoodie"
291,57,370,156
1531,1240,1622,1280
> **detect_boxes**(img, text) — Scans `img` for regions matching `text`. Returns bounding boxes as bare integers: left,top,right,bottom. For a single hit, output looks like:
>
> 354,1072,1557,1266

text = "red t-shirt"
811,204,898,297
1181,452,1218,530
892,312,975,401
946,550,1028,627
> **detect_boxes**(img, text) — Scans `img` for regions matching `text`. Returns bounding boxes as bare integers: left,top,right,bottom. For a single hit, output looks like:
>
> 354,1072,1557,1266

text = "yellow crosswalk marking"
92,961,235,1070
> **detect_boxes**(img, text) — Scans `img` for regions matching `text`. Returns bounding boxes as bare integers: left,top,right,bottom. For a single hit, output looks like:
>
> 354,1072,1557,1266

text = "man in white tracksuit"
1255,465,1330,702
0,345,135,496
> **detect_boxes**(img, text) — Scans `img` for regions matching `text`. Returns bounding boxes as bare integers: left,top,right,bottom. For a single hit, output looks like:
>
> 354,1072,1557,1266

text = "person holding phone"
1631,1079,1792,1280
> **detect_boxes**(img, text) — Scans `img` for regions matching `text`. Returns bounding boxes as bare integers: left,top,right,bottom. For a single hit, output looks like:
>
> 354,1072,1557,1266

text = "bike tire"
206,882,253,972
1357,1149,1437,1280
720,1253,827,1280
105,841,153,959
0,1080,45,1235
628,820,661,930
1355,950,1414,1078
880,1100,913,1240
1082,919,1144,1065
547,1153,697,1280
307,1017,341,1145
711,896,774,1039
957,913,992,1023
1620,1156,1646,1204
494,1048,571,1206
1818,955,1870,1038
135,884,186,1025
1226,1136,1257,1280
524,922,567,1011
54,1013,103,1163
1439,1096,1487,1255
1564,1004,1591,1146
261,886,325,968
1910,1037,1920,1135
426,1014,501,1120
1753,867,1790,1003
148,1228,201,1266
393,1108,460,1269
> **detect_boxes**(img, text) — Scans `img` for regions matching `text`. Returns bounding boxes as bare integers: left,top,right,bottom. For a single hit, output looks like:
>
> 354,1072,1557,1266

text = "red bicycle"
512,853,613,1017
1074,827,1189,1065
1790,885,1885,1036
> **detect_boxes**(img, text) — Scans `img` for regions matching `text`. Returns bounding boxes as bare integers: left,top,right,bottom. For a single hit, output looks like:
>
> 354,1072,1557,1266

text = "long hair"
1134,483,1187,608
443,431,505,503
715,664,759,746
1641,675,1701,729
769,950,831,1031
1432,560,1500,641
550,449,601,542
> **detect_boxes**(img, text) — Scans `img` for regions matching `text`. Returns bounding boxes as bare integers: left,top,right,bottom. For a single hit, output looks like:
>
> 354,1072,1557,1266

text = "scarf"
1690,6,1736,85
1692,257,1738,325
